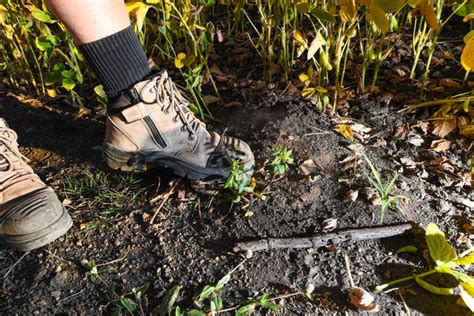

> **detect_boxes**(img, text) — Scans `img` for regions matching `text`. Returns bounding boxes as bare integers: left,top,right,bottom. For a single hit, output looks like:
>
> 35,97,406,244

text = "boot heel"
102,143,149,172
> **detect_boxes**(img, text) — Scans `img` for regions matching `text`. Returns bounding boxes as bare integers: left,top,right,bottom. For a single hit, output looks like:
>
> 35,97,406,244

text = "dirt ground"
0,83,472,315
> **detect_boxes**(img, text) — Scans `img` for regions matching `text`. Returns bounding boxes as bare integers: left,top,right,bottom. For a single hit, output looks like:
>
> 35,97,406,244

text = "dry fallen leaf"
349,287,380,312
431,118,457,138
439,78,463,90
412,121,430,134
203,95,220,106
430,139,451,152
299,159,319,176
393,123,410,140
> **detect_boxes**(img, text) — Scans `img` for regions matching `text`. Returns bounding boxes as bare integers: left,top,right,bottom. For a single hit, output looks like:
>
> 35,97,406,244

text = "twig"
96,250,129,267
233,223,413,252
150,181,177,224
2,252,29,278
58,288,86,303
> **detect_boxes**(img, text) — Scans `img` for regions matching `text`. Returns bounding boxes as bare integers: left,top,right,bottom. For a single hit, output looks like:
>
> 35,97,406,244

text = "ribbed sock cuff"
78,25,150,99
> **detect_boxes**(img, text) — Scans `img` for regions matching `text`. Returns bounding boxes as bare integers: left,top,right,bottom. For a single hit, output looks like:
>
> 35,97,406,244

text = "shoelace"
0,128,34,190
154,72,204,140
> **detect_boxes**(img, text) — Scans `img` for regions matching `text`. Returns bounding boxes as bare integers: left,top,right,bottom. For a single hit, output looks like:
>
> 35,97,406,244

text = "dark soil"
0,87,472,315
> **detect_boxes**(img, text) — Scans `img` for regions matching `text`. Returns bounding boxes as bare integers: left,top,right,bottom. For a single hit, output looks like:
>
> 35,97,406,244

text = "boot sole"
103,143,228,181
2,207,73,251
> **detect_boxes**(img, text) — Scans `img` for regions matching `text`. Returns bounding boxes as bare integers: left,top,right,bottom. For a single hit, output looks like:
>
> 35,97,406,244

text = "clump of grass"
359,151,408,224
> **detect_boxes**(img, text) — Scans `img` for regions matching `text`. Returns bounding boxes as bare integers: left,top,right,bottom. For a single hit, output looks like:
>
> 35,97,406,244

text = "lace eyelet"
164,109,169,115
172,117,178,123
188,134,195,141
180,126,186,132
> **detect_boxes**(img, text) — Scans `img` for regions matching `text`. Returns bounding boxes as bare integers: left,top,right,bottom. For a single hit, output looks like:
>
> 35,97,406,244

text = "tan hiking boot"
103,71,254,181
0,119,72,251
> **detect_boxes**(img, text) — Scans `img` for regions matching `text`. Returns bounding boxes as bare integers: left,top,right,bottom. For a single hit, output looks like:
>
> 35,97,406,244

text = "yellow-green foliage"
0,0,472,110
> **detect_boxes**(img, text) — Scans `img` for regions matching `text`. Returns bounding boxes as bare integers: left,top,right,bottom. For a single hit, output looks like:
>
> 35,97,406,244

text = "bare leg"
44,0,130,44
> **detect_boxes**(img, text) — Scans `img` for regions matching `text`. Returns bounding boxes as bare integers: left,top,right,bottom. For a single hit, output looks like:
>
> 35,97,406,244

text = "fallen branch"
233,223,413,252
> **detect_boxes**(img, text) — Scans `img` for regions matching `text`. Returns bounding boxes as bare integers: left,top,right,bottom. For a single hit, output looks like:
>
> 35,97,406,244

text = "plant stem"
375,269,437,292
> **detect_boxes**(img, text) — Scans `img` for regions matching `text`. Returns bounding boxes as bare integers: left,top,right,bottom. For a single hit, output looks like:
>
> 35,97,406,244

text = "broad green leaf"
368,4,389,33
35,38,52,51
61,70,75,79
453,252,474,265
46,35,61,46
311,7,336,23
373,0,406,13
62,78,76,91
25,5,54,23
425,223,457,266
94,85,107,99
415,277,455,295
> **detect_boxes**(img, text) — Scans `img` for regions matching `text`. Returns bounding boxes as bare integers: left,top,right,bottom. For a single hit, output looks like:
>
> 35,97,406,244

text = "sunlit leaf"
307,35,324,60
62,78,76,91
453,252,474,265
461,36,474,72
425,223,457,267
415,277,455,295
126,1,152,32
460,284,474,312
25,5,54,23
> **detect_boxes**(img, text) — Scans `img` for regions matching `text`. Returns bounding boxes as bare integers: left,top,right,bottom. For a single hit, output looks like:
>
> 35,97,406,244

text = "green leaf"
35,38,52,51
437,266,474,286
216,274,230,290
311,7,336,23
61,70,75,79
62,78,76,91
94,85,107,99
197,285,215,301
261,300,280,311
186,310,206,316
425,223,457,267
236,303,256,316
46,35,61,46
120,297,138,312
53,63,65,72
296,2,310,13
25,5,54,23
45,72,59,86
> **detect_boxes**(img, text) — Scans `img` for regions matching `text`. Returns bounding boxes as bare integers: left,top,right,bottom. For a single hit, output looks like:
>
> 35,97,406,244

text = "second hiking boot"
0,119,72,251
103,71,254,181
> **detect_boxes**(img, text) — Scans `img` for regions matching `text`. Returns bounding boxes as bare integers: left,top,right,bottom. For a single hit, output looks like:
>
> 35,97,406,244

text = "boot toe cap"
2,188,66,236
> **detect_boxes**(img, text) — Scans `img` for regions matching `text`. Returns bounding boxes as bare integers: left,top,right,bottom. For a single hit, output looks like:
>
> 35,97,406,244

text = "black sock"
78,25,150,102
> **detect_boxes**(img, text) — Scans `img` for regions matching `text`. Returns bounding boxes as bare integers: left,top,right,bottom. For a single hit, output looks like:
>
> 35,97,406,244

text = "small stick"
344,255,355,288
150,182,177,224
233,223,413,252
2,252,29,278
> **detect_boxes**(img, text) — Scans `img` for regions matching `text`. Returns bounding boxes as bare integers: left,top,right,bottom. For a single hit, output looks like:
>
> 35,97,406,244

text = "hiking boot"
103,71,254,181
0,119,72,251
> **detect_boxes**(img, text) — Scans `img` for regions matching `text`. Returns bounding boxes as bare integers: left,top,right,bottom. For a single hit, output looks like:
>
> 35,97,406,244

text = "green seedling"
266,145,294,176
224,160,256,204
107,283,149,315
81,259,113,285
359,151,407,224
375,223,474,312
